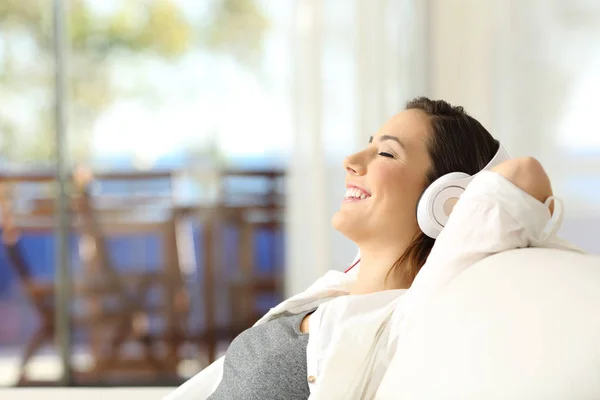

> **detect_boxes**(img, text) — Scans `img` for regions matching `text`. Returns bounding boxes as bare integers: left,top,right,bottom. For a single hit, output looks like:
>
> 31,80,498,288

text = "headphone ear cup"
417,172,471,239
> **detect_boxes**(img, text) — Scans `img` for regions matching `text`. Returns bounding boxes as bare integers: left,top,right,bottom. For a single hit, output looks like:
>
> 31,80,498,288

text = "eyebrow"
369,135,405,148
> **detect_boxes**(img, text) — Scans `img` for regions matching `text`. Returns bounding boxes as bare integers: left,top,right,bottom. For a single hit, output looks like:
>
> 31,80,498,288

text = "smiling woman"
332,109,432,270
166,97,570,400
332,98,499,292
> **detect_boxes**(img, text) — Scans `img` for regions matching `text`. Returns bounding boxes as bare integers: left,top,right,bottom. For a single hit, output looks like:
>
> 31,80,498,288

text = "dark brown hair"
389,97,499,285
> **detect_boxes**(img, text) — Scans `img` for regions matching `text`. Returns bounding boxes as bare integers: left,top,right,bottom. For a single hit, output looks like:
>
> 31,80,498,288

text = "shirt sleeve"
396,170,553,325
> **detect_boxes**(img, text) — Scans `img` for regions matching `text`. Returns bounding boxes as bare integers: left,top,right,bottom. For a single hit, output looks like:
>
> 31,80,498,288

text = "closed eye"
378,152,394,158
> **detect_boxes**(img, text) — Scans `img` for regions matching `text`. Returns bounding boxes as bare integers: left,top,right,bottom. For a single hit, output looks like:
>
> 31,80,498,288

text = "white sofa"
376,247,600,399
4,247,600,399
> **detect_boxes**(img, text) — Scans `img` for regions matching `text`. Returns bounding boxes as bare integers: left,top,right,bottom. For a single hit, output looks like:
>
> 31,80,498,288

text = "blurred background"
0,0,598,388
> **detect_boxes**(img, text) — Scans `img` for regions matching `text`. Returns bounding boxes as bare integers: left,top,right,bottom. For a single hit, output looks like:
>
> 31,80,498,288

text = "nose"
343,152,367,176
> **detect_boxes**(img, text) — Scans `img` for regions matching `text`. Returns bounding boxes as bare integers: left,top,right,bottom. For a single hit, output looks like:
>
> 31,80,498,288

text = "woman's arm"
392,157,557,328
491,157,554,214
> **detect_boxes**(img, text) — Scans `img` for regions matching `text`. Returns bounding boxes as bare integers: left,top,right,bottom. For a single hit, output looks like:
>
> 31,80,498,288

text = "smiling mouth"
343,187,371,203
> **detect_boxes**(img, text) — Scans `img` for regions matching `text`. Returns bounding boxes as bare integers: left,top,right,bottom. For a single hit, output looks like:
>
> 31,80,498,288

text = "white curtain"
426,0,600,251
285,0,428,296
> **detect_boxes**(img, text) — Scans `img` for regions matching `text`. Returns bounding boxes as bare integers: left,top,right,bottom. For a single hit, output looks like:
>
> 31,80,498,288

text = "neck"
350,243,412,295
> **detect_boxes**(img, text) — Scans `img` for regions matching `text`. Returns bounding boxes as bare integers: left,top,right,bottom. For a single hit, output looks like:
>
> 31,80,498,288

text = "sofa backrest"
376,248,600,399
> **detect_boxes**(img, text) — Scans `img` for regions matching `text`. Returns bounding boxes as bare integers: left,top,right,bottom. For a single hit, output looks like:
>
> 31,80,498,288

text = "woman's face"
332,109,433,246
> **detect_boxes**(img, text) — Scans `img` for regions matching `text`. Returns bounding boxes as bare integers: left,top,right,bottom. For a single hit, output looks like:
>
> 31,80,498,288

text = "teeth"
344,188,370,199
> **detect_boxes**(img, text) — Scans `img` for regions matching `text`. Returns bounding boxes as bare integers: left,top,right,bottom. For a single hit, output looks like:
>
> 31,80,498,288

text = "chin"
331,209,364,242
331,210,344,232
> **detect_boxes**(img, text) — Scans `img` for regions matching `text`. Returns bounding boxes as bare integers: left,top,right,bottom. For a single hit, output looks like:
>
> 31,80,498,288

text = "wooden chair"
215,169,285,336
70,169,189,383
0,180,59,384
0,181,125,384
225,207,284,335
176,169,285,365
0,170,190,385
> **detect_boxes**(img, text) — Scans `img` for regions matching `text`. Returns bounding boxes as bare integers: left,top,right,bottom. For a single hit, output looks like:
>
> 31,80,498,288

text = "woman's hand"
491,157,554,213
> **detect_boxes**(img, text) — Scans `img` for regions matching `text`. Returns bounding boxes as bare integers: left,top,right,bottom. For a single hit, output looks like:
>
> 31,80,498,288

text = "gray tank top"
208,307,317,400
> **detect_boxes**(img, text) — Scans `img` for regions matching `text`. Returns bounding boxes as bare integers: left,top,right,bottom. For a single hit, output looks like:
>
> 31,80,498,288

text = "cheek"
373,165,425,208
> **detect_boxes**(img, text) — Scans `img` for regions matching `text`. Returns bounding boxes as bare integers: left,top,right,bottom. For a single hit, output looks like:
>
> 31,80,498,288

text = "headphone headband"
482,141,510,171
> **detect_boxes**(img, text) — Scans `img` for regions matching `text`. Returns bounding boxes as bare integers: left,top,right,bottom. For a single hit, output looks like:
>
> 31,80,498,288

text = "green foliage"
202,0,270,65
0,0,270,164
67,0,193,58
0,0,194,58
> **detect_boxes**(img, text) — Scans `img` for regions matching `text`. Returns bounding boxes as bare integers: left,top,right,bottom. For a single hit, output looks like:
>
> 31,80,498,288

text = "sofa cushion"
376,248,600,400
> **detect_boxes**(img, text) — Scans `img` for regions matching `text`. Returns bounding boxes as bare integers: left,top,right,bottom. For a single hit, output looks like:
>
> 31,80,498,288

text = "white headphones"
416,142,511,239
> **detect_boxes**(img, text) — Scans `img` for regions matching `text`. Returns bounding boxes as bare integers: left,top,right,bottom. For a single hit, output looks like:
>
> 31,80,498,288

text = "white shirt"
164,171,583,400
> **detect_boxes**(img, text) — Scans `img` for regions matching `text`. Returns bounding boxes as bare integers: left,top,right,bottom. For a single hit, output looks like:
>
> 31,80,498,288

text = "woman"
166,97,576,400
